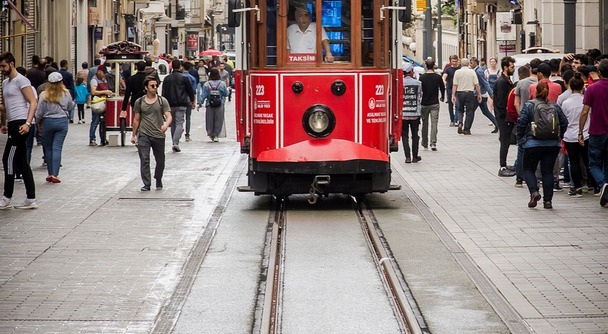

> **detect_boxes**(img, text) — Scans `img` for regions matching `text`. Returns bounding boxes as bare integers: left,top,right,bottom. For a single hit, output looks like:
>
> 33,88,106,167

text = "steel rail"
352,195,426,334
253,196,286,334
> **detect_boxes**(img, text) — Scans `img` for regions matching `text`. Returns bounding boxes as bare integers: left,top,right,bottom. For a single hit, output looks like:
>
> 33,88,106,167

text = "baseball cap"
48,72,63,83
402,62,413,73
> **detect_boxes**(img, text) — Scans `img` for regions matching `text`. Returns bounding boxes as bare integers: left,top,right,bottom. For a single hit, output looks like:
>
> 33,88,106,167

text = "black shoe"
528,192,542,208
457,123,463,134
543,201,553,209
553,182,563,192
156,180,163,190
405,157,412,163
568,188,583,197
498,167,516,177
491,127,498,133
412,156,422,163
463,130,471,135
141,185,151,191
600,184,608,207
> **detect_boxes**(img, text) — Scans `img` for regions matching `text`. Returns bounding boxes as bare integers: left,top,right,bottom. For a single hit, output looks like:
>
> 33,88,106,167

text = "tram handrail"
232,5,260,22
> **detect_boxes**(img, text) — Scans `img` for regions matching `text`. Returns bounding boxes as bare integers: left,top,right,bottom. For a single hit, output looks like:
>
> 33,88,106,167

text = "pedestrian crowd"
0,51,234,208
402,48,608,209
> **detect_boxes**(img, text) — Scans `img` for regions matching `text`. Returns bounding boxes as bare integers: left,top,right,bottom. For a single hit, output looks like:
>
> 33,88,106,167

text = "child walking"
74,77,90,124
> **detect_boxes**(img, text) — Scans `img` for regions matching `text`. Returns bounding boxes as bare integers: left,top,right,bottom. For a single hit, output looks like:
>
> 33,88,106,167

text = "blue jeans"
474,96,497,128
516,144,524,181
89,112,101,141
197,81,206,107
42,117,69,176
588,134,608,188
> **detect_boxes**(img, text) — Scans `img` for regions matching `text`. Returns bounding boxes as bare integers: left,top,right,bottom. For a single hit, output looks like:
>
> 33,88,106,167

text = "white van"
511,53,565,81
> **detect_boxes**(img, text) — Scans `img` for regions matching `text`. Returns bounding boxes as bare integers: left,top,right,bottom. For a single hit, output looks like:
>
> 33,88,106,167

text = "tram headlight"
302,105,335,138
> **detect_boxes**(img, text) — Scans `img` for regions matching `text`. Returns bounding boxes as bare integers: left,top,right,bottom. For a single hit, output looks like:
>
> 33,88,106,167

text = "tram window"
322,0,350,62
267,0,277,66
286,0,351,64
362,2,374,66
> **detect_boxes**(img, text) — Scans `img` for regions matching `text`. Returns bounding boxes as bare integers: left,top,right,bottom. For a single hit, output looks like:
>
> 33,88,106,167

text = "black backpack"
530,100,560,140
208,80,222,107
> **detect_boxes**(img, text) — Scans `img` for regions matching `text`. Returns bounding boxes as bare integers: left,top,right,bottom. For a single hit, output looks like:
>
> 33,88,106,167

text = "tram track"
253,195,428,334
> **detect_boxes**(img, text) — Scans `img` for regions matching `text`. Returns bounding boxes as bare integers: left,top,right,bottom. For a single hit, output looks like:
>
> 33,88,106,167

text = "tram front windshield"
261,0,387,68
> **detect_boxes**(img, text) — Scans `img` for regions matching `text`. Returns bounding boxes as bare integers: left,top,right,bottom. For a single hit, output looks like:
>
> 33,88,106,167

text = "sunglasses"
149,84,158,88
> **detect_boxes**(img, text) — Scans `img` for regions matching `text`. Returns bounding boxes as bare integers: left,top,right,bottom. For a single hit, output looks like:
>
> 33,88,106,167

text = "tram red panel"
257,138,388,162
359,73,390,153
250,74,280,157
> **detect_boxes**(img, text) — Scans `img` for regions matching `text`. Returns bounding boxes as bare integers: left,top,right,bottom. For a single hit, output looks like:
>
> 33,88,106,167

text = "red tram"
229,0,408,198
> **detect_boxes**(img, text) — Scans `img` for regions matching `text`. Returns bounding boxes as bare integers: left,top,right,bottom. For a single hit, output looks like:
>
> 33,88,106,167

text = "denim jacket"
516,98,568,149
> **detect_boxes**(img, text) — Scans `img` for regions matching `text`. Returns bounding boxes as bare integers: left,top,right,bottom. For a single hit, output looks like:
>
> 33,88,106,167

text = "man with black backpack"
201,68,230,142
162,60,195,152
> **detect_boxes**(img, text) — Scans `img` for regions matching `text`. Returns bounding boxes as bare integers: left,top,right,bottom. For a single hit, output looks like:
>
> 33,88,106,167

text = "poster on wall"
496,12,516,41
187,33,198,51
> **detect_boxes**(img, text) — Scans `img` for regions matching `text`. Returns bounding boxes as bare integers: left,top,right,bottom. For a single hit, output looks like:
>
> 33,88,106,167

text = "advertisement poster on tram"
251,74,278,157
360,73,389,152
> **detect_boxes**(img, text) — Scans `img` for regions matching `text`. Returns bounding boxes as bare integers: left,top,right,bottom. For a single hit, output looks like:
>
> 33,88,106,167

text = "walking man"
579,59,608,207
162,60,195,152
0,52,39,209
419,58,445,151
122,61,148,116
494,56,517,177
470,57,497,133
401,63,422,163
452,58,482,135
131,77,172,191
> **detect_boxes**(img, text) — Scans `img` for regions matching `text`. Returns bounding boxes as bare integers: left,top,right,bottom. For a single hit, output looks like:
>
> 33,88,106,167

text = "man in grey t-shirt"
131,77,172,191
0,52,39,210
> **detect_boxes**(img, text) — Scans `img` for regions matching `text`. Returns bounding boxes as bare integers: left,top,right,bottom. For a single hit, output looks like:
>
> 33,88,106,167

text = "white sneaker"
0,196,12,209
14,198,38,210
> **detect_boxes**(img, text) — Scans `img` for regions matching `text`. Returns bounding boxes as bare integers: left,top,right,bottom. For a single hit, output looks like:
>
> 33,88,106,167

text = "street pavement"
0,101,607,333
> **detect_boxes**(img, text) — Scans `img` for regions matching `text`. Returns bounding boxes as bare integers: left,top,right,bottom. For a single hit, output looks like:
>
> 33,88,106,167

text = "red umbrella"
199,49,223,57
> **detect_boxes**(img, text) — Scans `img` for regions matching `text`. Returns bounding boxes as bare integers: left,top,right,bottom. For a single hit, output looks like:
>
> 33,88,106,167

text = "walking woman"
201,68,230,142
35,72,74,183
516,81,568,209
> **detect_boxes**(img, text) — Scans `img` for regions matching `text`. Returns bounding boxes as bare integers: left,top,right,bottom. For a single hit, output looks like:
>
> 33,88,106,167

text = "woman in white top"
561,72,594,196
485,57,501,116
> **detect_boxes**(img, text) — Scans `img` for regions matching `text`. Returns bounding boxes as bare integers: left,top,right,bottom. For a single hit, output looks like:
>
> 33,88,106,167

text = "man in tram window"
287,2,334,63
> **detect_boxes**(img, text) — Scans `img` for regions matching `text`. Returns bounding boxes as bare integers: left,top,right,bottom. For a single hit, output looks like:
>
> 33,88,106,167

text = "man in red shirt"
529,63,563,103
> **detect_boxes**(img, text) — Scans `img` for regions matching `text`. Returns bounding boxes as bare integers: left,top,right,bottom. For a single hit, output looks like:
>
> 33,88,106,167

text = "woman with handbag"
516,81,569,209
35,72,74,183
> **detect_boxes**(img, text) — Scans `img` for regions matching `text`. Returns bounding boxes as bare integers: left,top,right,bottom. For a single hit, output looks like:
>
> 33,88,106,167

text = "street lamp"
208,9,223,49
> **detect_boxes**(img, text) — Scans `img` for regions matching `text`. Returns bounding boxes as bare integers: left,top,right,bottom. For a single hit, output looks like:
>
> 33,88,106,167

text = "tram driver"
287,3,334,63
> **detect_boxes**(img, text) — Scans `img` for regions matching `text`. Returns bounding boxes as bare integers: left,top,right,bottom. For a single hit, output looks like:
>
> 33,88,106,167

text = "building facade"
407,0,607,68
